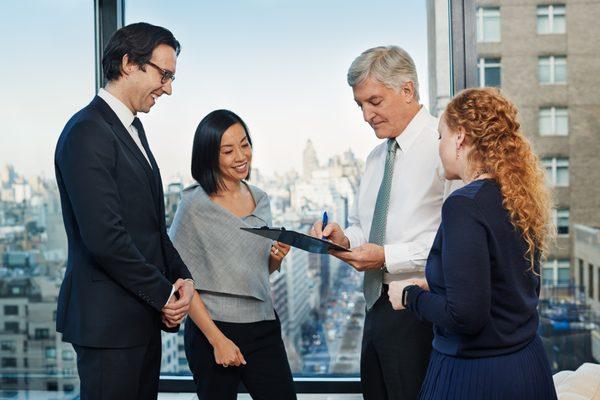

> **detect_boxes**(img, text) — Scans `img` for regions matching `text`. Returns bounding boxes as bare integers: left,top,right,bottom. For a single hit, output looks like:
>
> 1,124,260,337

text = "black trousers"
184,315,297,400
73,329,162,400
361,286,433,400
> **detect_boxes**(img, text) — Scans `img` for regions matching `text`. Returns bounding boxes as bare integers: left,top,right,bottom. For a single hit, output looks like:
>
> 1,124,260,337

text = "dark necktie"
132,117,158,171
131,117,163,203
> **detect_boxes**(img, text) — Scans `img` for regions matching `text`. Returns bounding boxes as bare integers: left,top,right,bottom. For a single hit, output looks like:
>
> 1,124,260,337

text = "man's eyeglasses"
146,61,175,84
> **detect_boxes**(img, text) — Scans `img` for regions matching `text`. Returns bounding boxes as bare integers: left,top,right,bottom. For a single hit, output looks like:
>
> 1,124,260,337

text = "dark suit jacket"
54,96,192,348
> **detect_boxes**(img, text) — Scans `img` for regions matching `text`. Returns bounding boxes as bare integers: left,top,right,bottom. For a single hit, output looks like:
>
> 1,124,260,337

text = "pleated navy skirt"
419,335,557,400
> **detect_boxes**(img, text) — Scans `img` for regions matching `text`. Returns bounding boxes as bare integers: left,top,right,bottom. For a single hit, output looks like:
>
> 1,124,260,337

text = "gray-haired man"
311,46,455,399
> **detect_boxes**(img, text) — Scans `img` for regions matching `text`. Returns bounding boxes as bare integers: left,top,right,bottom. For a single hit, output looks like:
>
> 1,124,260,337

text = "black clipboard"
240,226,351,254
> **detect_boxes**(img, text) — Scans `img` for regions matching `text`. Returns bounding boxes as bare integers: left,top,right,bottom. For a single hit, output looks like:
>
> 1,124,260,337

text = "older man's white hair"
347,45,420,101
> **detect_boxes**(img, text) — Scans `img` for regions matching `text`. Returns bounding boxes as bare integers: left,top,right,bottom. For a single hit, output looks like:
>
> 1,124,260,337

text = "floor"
161,395,362,400
0,391,363,400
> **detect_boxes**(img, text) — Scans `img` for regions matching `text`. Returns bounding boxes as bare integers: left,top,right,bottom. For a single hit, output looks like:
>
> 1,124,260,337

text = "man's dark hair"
192,110,253,195
102,22,181,82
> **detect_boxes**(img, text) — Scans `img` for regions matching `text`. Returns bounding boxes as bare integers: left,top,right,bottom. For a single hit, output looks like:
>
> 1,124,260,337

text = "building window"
1,357,17,368
62,350,74,361
579,259,584,289
537,4,566,34
35,328,50,340
4,322,19,333
0,341,16,352
543,259,570,286
478,57,501,87
539,107,568,136
2,376,17,386
477,7,501,42
589,264,594,299
554,208,570,236
45,346,56,359
3,305,18,316
598,267,600,303
542,157,569,187
539,56,567,84
557,264,570,285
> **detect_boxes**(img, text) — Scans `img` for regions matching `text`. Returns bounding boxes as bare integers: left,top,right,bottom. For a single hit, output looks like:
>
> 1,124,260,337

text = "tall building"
1,165,16,188
302,139,320,180
428,0,600,372
428,0,600,287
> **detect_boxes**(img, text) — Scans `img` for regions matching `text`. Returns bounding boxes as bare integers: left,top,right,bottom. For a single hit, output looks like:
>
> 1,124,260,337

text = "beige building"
0,278,78,392
429,0,600,287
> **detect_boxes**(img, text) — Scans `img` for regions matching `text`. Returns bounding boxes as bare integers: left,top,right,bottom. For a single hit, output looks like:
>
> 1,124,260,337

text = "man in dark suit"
54,23,194,399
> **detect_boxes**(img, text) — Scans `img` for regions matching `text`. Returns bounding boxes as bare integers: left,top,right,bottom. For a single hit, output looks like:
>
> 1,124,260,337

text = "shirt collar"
98,88,136,129
391,105,431,153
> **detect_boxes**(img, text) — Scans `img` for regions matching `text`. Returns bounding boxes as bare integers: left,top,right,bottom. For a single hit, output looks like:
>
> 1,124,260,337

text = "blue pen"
321,211,328,240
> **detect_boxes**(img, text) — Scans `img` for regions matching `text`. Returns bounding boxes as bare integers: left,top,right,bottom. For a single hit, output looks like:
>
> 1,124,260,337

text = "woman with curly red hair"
388,87,557,399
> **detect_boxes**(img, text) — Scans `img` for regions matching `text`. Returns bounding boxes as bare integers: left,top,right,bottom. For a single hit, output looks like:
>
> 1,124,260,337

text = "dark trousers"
73,329,162,400
184,315,297,400
361,286,433,400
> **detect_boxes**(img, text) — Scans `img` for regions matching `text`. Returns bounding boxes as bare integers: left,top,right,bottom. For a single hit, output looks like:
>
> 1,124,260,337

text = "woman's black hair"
191,110,252,195
102,22,181,82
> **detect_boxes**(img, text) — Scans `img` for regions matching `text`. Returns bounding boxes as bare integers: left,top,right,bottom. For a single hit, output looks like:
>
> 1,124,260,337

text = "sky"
1,0,441,183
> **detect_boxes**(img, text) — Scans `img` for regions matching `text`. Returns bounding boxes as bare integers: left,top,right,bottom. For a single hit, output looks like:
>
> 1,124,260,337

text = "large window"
2,0,598,395
123,0,451,382
0,0,94,393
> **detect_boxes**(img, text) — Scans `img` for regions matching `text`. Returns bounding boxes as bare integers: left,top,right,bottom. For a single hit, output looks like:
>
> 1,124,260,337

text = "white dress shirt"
345,106,458,284
97,88,152,168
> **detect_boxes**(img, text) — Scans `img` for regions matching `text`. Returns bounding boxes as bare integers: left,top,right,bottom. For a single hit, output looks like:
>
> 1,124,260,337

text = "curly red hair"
444,88,554,270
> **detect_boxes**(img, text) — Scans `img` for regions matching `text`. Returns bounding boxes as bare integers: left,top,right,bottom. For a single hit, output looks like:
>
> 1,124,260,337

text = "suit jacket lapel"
91,97,159,194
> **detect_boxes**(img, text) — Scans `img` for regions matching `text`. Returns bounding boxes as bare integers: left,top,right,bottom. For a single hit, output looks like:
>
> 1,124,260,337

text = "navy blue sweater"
406,179,540,358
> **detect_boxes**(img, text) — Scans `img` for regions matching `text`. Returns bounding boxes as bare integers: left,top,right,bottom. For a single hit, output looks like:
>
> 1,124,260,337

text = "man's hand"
309,220,350,249
388,278,429,310
161,312,178,328
411,278,429,291
330,243,385,272
161,278,194,326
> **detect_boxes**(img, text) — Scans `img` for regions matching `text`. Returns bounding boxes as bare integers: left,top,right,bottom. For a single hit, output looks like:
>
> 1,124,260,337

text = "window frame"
538,55,567,85
539,106,569,136
537,4,566,35
543,259,571,286
542,157,570,187
554,208,570,237
477,57,501,87
476,6,501,42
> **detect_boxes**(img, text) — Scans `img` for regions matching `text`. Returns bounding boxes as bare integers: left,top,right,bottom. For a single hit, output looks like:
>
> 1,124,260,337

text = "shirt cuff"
345,225,366,249
383,243,418,274
163,285,176,308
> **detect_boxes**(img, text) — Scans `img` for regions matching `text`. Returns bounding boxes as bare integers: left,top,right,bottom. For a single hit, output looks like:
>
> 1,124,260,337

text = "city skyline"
0,141,368,383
